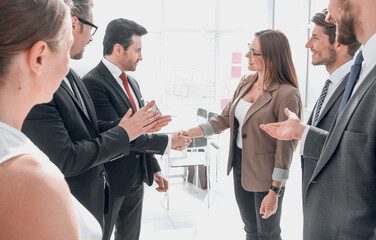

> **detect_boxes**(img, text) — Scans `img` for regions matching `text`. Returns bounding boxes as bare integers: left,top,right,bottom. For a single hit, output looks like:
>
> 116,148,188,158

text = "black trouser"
102,178,144,240
233,145,284,240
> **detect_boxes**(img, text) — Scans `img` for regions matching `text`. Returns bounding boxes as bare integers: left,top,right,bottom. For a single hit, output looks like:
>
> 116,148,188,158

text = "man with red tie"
83,18,191,240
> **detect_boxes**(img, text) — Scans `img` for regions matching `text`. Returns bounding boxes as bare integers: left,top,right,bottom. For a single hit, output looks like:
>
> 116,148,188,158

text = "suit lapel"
98,62,135,111
242,81,279,126
127,75,144,107
311,65,376,180
69,70,99,133
316,73,349,124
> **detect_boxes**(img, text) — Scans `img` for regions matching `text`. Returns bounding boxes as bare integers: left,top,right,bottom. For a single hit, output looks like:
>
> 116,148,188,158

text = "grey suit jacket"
303,65,376,240
301,74,348,201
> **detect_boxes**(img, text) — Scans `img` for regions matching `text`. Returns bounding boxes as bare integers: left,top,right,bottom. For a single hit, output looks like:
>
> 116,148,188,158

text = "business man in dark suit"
82,19,191,240
261,0,376,238
22,0,169,227
300,9,360,198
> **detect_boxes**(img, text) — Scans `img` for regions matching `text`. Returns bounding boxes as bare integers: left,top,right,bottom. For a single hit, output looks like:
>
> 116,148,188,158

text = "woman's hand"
259,190,279,219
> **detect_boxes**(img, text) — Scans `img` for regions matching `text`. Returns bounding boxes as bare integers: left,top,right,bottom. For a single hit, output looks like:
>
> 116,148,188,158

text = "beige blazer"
206,74,301,192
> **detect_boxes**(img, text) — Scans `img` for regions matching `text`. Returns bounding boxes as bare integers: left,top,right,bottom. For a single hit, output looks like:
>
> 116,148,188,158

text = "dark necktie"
120,72,137,112
67,72,83,109
67,72,89,117
337,51,364,120
313,79,331,126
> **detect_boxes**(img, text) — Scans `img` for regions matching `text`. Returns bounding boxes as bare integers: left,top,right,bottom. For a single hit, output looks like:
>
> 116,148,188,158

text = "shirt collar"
362,33,376,68
329,59,354,86
102,57,123,78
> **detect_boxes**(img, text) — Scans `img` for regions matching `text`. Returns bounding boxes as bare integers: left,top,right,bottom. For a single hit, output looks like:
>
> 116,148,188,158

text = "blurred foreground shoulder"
0,155,79,240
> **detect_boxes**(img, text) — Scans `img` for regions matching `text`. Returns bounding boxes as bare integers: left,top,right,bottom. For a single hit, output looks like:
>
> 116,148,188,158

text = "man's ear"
334,41,346,51
71,16,80,33
28,41,48,75
114,43,123,56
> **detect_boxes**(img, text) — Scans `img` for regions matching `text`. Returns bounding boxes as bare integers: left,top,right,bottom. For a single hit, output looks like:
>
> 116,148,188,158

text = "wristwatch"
270,185,283,197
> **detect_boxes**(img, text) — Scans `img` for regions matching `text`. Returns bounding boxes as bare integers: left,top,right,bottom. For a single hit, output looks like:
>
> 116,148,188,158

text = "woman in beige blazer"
186,29,301,239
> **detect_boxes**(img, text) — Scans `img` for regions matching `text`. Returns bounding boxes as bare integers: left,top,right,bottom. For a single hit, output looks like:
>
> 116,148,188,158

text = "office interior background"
70,0,332,239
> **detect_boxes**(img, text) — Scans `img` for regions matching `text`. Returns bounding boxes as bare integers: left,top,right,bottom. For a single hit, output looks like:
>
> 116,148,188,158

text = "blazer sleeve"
83,74,168,155
272,87,301,183
22,101,130,178
303,127,329,160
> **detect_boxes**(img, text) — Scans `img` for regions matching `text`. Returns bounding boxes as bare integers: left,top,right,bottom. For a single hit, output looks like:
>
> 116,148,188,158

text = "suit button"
135,155,140,159
242,134,247,139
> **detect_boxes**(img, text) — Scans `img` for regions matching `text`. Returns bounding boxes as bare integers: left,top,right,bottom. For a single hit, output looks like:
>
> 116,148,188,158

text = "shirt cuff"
200,122,215,136
164,135,172,155
299,125,311,155
272,168,289,183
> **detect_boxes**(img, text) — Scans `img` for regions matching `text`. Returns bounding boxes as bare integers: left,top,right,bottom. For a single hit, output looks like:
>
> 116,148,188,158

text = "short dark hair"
103,18,147,56
311,9,336,45
312,9,361,57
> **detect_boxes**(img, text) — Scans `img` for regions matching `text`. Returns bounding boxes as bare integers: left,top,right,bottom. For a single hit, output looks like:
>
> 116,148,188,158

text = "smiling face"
327,0,359,45
119,35,143,72
245,36,264,73
305,24,337,67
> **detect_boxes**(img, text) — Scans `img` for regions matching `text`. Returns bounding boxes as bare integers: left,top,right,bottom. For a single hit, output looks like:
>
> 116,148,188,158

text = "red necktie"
120,72,137,112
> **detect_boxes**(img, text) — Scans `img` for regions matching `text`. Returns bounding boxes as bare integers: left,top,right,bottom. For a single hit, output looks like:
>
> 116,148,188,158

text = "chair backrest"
208,111,218,119
196,108,207,124
188,137,207,148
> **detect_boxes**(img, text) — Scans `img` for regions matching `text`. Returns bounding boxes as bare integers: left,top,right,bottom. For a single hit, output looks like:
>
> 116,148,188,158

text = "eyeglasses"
248,43,262,58
77,17,98,36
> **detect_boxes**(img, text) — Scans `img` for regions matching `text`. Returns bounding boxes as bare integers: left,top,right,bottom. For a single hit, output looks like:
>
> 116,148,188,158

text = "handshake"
171,130,192,151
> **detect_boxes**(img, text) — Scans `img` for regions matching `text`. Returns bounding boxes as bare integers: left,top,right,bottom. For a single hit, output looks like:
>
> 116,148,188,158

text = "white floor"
138,146,304,240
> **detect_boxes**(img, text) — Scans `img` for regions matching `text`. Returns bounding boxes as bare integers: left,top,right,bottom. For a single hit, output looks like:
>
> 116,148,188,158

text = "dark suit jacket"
303,65,376,239
301,74,348,201
22,69,130,225
82,61,168,197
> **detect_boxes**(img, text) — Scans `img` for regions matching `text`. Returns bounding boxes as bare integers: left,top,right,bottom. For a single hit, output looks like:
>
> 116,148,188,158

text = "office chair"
165,137,210,210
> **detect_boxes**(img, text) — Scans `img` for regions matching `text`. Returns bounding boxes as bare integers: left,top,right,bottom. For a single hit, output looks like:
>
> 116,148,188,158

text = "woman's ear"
28,41,48,75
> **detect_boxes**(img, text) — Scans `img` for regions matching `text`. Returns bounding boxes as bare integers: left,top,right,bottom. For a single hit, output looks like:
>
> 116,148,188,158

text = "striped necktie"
313,79,331,126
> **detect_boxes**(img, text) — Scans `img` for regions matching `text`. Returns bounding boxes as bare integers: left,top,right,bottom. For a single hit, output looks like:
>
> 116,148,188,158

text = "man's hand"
118,100,171,141
154,172,168,192
259,108,306,140
259,191,278,219
171,130,192,151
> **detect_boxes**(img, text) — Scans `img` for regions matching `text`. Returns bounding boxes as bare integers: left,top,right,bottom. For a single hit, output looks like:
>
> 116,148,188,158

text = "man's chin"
70,51,84,60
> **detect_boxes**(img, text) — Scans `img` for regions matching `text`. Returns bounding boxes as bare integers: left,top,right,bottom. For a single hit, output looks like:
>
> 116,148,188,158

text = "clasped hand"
171,130,192,151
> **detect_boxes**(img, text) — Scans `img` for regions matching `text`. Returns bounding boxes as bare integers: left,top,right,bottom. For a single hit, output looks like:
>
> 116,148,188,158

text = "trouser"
232,145,284,240
102,179,144,240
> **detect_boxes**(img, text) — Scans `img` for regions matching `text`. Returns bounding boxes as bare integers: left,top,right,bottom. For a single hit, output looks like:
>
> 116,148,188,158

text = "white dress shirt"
101,58,171,153
300,59,353,154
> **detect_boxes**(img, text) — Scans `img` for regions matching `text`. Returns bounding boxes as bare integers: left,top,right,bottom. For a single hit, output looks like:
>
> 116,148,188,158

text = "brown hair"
312,9,361,57
71,0,93,20
256,29,302,118
0,0,70,76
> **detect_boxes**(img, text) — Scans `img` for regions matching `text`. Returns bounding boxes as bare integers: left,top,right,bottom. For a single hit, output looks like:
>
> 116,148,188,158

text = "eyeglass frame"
247,43,262,58
77,16,98,36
